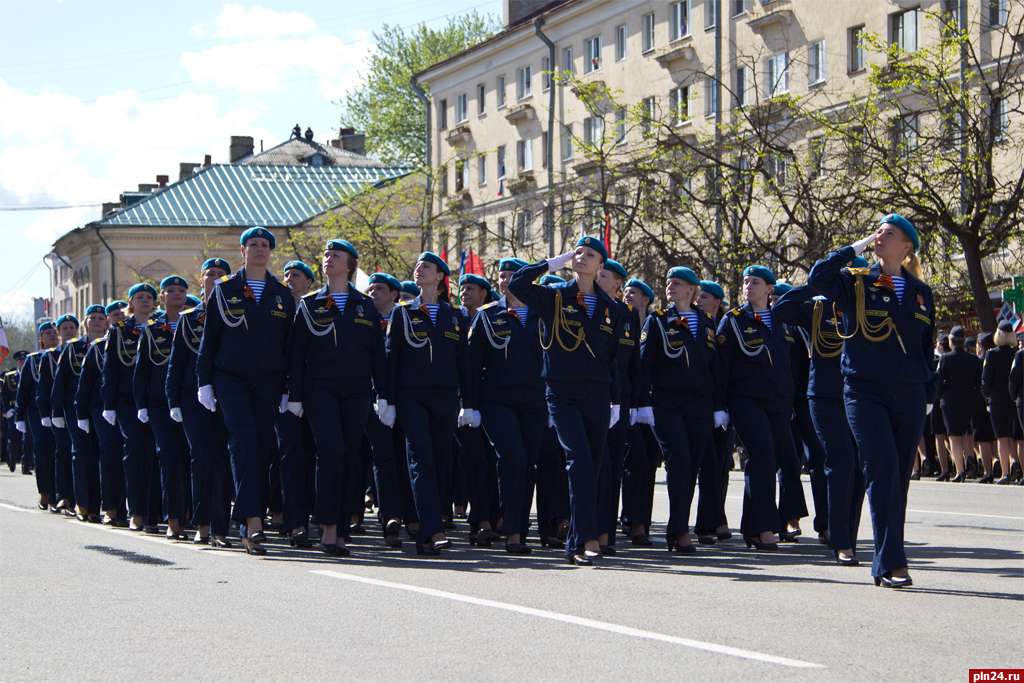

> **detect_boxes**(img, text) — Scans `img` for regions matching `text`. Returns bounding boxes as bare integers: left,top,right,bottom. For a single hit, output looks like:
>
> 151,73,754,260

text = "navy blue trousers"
730,397,790,536
534,426,568,539
116,403,160,524
793,397,828,532
149,403,189,522
547,383,609,554
276,410,313,532
597,415,629,544
53,424,75,505
366,413,414,527
844,379,925,577
620,424,661,534
397,390,459,543
213,373,278,524
695,426,734,535
305,383,370,527
653,400,712,541
66,408,100,513
458,424,499,530
481,399,546,537
181,395,230,536
90,405,124,515
28,410,55,499
809,396,864,551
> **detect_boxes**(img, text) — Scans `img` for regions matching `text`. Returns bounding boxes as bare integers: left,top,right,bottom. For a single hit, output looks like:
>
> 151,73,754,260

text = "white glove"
379,403,396,428
40,417,52,428
102,410,117,426
198,385,216,413
547,414,556,429
278,394,289,414
636,406,655,426
629,408,638,426
169,407,183,423
77,419,90,434
458,408,471,428
852,234,874,255
467,409,481,428
287,401,303,417
3,409,13,418
925,403,933,415
609,404,620,428
547,250,575,273
375,398,388,417
714,410,730,430
15,420,26,433
136,409,149,424
52,416,66,429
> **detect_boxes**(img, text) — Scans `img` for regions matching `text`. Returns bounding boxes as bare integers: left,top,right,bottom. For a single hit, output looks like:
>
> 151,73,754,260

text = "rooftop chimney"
179,162,200,181
503,0,553,27
138,183,158,193
203,154,212,167
156,174,169,188
229,135,254,163
101,202,120,217
339,129,366,156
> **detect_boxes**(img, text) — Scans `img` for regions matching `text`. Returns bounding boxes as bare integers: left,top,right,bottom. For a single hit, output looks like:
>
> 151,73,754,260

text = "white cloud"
192,4,318,40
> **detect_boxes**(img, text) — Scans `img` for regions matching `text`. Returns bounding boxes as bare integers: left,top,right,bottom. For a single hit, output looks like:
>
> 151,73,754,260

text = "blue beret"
240,226,276,249
742,265,776,285
603,259,628,279
185,294,202,307
416,251,450,277
85,304,106,316
201,257,231,274
37,320,55,333
127,283,158,300
539,274,565,286
459,273,492,292
160,275,188,290
283,260,315,281
848,256,869,269
368,272,401,291
772,282,793,296
624,278,654,302
666,266,700,286
498,258,528,272
699,280,725,300
880,213,919,251
325,239,358,259
104,300,128,315
55,314,79,328
575,235,608,262
400,280,421,296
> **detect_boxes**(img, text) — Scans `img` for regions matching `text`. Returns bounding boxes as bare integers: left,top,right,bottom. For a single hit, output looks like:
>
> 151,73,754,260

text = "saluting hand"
547,251,575,273
852,234,875,255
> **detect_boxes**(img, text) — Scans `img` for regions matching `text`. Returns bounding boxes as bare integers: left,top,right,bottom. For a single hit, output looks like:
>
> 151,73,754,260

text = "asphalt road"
0,468,1020,682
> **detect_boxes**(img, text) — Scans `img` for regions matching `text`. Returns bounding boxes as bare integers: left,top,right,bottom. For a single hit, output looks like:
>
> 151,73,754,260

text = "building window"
584,35,602,73
733,0,748,16
734,66,748,107
990,0,1009,27
766,153,788,186
454,159,467,191
561,123,574,160
562,46,575,74
497,145,507,179
439,165,448,196
497,75,506,108
808,40,827,85
438,98,447,130
517,209,533,245
478,154,487,186
517,138,533,171
615,107,626,142
497,217,507,243
991,95,1009,140
671,85,689,125
890,8,919,54
809,137,826,179
765,51,789,97
583,116,605,145
477,83,486,115
704,78,718,116
456,93,468,123
670,1,690,41
642,96,656,133
615,24,627,61
849,25,865,72
542,56,552,91
642,12,655,53
517,65,532,99
541,131,549,168
705,0,718,30
891,113,919,155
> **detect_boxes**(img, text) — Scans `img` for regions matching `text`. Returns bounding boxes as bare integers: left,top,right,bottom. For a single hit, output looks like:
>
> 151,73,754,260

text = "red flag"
604,212,612,259
465,249,485,275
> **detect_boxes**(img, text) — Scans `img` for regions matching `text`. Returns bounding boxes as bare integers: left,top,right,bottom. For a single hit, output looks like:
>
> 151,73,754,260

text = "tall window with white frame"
642,12,655,52
808,40,827,85
497,75,506,108
517,138,532,172
705,0,718,30
477,154,486,186
704,78,717,116
991,95,1009,141
848,25,865,72
477,83,486,116
989,0,1009,27
765,51,789,97
583,116,604,145
497,144,507,194
732,0,747,16
671,85,689,125
584,35,602,73
561,123,574,160
735,65,748,107
517,65,532,100
615,107,626,142
542,56,551,91
562,46,575,74
642,95,656,133
615,24,627,61
438,98,447,130
889,7,918,54
456,93,467,123
670,1,690,41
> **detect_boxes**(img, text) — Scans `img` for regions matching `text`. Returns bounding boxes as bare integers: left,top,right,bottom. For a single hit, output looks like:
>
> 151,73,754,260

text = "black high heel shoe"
416,543,441,556
318,543,350,557
630,534,653,547
667,541,697,555
210,537,233,548
833,549,859,566
951,471,967,483
470,528,496,547
289,530,314,548
935,471,950,482
778,531,800,543
743,535,779,551
243,537,267,556
696,534,717,545
599,545,617,556
432,537,452,551
566,552,593,566
384,520,402,548
505,542,532,555
874,572,913,588
541,536,564,548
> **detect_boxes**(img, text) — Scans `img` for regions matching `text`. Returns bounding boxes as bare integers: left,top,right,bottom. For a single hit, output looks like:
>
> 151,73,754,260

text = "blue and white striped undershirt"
166,319,178,332
512,306,528,327
678,309,699,331
246,279,266,303
891,275,906,303
330,292,348,314
424,303,440,324
583,294,598,318
754,309,773,332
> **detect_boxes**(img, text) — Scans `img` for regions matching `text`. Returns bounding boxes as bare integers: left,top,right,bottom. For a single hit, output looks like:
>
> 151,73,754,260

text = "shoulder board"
479,301,500,311
845,267,871,276
91,338,104,346
180,306,197,316
302,291,320,301
115,319,128,328
626,303,634,312
704,310,713,320
146,319,159,327
218,275,231,283
652,308,664,317
729,307,742,317
397,300,411,307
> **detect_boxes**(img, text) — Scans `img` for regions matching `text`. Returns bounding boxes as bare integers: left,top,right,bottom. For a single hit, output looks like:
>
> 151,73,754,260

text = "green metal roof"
97,163,410,228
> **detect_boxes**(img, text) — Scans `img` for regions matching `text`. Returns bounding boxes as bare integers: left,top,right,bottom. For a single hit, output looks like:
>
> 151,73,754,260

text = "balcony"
504,103,536,125
507,171,536,194
572,157,600,176
748,0,794,32
448,190,473,210
654,37,697,69
445,125,472,147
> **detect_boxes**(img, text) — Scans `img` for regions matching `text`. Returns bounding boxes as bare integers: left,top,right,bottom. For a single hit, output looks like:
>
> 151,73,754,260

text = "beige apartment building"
416,0,1019,283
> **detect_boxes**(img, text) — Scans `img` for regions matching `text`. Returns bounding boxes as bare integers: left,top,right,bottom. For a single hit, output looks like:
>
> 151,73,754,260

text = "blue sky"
0,0,501,322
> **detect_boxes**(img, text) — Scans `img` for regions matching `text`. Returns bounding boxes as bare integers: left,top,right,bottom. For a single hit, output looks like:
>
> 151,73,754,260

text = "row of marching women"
8,216,1023,588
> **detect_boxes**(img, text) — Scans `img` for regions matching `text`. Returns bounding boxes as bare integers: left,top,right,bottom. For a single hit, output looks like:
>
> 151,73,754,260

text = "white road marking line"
906,508,1024,522
311,569,824,669
0,502,40,513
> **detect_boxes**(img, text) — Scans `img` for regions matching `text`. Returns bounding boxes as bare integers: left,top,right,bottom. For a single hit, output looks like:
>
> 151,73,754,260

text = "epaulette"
115,319,128,328
147,319,158,327
218,274,231,283
652,307,664,317
626,302,634,312
302,291,320,301
397,300,411,307
91,338,104,346
479,301,500,311
729,307,742,317
704,310,713,320
180,306,197,316
844,267,871,276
